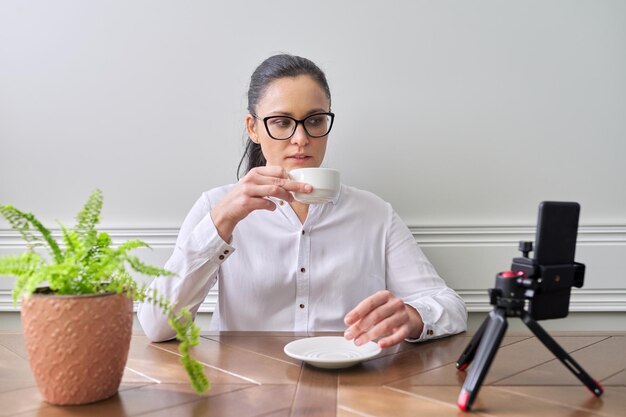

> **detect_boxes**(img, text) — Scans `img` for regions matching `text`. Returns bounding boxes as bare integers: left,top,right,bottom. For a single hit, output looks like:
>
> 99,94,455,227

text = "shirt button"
302,230,305,235
224,250,229,254
300,268,306,273
299,304,305,309
219,255,225,260
279,200,285,206
427,329,434,336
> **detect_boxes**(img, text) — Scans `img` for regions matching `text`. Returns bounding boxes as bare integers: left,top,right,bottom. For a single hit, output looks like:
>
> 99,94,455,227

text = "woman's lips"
287,154,311,162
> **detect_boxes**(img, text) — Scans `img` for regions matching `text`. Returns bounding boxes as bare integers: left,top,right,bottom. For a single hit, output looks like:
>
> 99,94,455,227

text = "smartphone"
528,201,581,320
533,201,580,265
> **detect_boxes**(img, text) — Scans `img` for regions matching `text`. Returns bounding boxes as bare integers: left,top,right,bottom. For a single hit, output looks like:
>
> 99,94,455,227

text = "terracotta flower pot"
20,290,133,405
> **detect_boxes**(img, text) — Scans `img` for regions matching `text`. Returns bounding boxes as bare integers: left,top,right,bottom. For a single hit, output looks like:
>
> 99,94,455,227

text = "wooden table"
0,330,624,416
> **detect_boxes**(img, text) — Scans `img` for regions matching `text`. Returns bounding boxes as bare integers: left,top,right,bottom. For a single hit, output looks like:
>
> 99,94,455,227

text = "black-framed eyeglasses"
253,112,335,140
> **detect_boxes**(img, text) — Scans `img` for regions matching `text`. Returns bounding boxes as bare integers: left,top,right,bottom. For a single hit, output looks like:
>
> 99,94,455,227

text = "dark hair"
236,54,332,179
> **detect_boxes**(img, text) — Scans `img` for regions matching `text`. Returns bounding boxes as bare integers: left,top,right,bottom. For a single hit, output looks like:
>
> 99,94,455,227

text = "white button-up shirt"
137,184,467,342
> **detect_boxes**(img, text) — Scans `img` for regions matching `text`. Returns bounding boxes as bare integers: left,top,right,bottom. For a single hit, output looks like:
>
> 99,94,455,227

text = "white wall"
1,1,625,329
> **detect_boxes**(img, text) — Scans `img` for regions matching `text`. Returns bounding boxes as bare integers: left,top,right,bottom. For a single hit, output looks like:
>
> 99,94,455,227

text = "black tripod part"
456,319,488,371
520,310,604,397
457,308,508,411
456,271,604,412
519,241,533,258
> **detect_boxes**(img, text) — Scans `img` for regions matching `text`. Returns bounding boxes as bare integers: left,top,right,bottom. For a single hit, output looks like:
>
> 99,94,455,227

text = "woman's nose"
290,123,310,146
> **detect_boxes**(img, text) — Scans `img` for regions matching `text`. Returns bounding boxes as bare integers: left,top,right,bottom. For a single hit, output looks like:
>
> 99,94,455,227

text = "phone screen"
533,202,580,265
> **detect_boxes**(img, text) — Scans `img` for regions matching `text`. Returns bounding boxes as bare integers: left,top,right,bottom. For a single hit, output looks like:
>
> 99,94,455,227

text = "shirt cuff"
184,213,235,271
403,301,442,343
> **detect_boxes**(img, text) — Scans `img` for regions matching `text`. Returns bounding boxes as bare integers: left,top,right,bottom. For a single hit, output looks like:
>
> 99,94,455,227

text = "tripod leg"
457,308,508,411
457,314,489,371
521,311,604,397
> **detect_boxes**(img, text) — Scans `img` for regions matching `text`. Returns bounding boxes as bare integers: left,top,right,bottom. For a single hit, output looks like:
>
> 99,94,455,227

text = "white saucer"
283,336,382,369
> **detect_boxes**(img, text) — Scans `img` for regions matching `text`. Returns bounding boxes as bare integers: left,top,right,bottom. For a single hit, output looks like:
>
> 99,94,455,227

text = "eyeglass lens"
265,114,332,140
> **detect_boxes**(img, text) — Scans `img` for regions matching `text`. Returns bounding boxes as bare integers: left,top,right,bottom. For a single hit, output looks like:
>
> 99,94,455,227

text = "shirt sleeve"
384,209,468,342
136,193,234,342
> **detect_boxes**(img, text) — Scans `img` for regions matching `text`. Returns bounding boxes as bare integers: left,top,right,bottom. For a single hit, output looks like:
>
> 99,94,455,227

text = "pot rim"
24,287,128,300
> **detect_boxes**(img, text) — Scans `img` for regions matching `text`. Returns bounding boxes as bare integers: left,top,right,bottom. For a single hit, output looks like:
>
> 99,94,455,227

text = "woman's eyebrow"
265,108,328,117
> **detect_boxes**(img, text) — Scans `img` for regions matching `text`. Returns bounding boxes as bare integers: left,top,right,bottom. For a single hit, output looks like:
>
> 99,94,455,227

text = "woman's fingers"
344,292,402,340
344,291,417,348
252,183,311,201
376,325,411,348
344,291,393,328
243,167,312,199
352,308,408,346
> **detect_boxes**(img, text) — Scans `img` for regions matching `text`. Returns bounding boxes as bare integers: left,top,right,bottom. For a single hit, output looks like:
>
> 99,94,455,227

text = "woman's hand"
210,166,312,241
343,290,424,349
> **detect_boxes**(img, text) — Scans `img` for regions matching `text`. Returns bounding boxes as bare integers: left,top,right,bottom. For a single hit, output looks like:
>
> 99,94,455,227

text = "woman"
138,54,467,348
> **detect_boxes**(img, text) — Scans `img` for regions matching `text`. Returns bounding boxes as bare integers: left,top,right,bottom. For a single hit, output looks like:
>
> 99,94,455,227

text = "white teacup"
289,168,340,204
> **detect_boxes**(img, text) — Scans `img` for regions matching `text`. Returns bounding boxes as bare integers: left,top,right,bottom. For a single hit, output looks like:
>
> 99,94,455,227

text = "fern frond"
79,229,99,262
75,189,103,236
59,223,79,256
0,252,45,303
0,252,41,276
126,255,174,277
168,308,210,393
0,205,63,263
24,212,63,264
180,348,210,393
105,271,139,295
81,231,110,266
96,231,112,248
114,240,174,277
0,205,37,247
115,239,149,255
17,268,49,304
138,287,208,393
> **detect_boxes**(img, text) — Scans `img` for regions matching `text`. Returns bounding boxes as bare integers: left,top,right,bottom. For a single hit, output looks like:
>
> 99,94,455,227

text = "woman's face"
246,75,330,171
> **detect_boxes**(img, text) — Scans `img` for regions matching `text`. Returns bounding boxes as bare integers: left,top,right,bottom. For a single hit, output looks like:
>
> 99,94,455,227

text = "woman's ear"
246,114,259,143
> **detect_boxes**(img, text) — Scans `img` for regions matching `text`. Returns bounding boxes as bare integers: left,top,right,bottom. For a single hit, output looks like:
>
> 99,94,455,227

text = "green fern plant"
0,189,209,394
